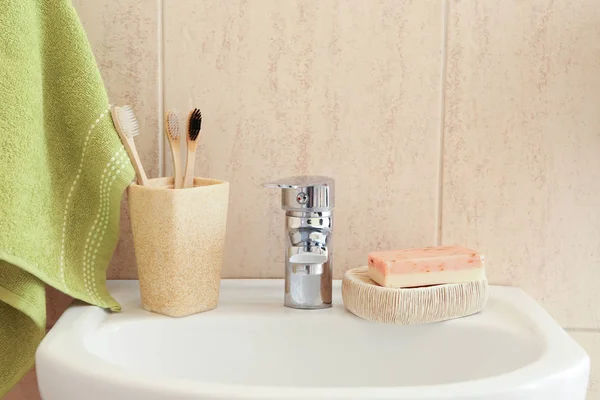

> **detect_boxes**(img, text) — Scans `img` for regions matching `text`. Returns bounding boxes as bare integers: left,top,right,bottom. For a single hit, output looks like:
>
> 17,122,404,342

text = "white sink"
37,280,589,400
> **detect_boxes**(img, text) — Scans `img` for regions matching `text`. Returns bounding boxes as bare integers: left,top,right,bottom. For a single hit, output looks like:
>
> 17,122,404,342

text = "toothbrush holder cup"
128,177,229,317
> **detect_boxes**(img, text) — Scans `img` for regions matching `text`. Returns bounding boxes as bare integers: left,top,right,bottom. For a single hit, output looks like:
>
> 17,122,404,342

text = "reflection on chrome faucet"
264,176,334,309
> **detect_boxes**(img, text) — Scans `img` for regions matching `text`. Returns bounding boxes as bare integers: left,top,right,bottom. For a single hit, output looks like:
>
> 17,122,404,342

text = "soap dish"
342,266,488,325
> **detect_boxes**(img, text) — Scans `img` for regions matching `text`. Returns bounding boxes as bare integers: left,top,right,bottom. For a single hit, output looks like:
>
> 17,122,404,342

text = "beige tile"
570,330,600,399
443,0,600,327
73,0,160,278
5,368,40,400
164,0,444,278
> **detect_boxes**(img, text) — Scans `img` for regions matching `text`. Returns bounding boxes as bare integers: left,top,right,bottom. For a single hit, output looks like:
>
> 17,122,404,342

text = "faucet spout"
288,246,328,265
284,212,332,309
287,226,330,265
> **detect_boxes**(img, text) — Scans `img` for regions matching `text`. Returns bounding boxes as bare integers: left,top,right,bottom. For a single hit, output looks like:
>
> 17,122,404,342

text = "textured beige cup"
128,177,229,317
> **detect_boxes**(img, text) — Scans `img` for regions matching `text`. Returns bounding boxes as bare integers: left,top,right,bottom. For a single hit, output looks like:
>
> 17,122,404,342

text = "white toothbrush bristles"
111,105,148,186
166,110,180,140
117,105,140,138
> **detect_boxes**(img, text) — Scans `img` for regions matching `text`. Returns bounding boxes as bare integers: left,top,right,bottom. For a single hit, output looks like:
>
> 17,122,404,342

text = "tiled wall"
8,0,600,398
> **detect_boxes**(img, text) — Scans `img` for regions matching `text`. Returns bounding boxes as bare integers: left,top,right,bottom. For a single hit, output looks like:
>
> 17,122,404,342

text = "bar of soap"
368,245,485,288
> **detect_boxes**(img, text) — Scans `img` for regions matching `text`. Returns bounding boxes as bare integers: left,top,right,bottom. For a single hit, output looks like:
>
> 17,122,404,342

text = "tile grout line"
157,0,165,177
435,0,450,246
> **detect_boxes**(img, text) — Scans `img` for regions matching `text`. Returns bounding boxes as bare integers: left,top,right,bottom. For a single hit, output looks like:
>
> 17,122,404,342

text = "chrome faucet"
264,176,334,309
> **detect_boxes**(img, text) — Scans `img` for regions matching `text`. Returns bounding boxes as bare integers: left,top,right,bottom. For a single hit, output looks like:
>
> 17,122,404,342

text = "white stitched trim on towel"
59,105,111,289
82,148,125,303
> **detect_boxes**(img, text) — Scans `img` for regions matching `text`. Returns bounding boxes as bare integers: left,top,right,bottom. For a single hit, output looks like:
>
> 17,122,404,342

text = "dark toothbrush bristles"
188,108,202,141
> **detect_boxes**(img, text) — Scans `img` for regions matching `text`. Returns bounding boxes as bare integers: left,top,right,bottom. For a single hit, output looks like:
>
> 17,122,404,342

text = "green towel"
0,1,135,395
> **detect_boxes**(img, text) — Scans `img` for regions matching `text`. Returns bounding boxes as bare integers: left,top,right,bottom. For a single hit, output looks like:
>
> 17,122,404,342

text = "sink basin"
37,280,589,399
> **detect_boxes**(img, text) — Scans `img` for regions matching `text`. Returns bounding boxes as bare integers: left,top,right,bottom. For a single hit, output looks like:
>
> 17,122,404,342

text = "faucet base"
284,263,332,309
284,304,332,310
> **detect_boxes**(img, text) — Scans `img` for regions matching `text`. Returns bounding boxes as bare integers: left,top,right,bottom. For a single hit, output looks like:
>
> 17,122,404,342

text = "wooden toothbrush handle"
172,146,183,189
127,138,150,186
183,148,196,188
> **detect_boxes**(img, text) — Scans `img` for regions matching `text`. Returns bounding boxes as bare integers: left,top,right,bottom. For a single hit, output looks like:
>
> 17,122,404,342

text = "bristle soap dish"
342,267,488,325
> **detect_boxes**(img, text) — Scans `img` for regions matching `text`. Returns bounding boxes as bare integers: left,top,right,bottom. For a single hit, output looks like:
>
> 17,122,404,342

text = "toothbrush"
165,110,183,189
110,105,149,186
183,108,202,189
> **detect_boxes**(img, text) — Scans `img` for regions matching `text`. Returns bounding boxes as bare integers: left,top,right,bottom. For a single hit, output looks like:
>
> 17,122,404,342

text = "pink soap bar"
368,245,485,288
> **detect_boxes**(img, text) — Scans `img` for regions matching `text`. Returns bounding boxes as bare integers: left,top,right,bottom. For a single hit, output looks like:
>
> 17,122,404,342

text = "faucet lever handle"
263,175,334,212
